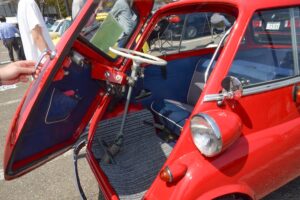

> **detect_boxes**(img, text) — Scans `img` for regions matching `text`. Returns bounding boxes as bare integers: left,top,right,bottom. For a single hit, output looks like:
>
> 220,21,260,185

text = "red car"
252,8,300,44
3,0,300,200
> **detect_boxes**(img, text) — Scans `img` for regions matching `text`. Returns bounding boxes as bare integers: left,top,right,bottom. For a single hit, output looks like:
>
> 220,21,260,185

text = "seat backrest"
186,58,207,106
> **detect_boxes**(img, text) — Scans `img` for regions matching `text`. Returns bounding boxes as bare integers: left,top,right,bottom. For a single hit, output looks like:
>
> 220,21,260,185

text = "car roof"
173,0,299,10
5,16,17,24
55,16,71,22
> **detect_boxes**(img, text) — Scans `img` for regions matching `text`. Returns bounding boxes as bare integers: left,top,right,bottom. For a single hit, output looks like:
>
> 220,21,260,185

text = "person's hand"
0,60,40,85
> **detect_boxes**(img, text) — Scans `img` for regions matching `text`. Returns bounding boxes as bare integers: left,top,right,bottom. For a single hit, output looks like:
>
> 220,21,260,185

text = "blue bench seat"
151,48,295,135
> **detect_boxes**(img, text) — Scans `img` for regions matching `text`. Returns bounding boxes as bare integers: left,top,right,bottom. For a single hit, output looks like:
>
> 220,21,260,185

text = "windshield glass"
50,21,60,32
79,0,138,58
58,20,72,36
227,7,300,88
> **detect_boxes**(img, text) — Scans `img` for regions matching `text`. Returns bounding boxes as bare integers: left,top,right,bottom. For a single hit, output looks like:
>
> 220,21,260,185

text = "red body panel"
87,0,300,199
4,0,300,199
3,0,104,179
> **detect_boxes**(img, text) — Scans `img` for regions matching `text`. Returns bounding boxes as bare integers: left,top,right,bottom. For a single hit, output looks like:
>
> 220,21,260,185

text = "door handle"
33,49,56,78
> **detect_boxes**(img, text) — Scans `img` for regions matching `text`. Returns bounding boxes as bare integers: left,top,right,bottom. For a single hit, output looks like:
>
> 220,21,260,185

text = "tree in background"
36,0,72,18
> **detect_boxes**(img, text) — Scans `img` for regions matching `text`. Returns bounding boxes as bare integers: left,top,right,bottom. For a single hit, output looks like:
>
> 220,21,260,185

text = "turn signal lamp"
190,110,241,157
160,164,187,183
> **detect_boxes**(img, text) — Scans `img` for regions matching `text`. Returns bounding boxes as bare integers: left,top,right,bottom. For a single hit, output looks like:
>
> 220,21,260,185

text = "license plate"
266,22,281,30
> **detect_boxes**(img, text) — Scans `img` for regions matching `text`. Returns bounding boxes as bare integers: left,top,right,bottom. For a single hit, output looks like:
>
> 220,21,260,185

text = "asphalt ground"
0,43,99,200
0,42,299,200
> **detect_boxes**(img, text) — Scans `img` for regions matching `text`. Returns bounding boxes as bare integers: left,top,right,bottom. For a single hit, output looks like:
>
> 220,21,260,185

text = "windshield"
58,20,72,36
79,0,138,58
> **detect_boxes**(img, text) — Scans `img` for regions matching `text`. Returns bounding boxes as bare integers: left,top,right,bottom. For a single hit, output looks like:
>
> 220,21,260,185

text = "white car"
49,17,72,44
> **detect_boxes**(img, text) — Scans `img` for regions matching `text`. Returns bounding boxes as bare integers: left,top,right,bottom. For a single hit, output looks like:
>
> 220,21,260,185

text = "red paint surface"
4,0,300,199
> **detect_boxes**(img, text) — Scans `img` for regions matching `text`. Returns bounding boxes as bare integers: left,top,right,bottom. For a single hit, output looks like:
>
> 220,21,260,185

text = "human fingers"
19,75,30,83
17,60,36,68
19,67,36,75
33,74,40,79
33,69,41,79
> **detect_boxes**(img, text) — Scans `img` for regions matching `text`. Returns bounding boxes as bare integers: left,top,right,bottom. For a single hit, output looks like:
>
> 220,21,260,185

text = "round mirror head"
221,76,243,99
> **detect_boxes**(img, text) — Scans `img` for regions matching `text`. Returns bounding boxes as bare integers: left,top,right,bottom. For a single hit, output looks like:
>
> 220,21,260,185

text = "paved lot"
0,79,99,200
0,43,99,200
0,43,299,200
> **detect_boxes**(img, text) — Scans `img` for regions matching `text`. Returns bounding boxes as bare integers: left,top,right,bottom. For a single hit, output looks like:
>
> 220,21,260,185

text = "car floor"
92,109,173,200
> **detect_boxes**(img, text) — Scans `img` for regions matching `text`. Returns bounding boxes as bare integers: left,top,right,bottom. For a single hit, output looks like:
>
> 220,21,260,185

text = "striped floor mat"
92,109,173,200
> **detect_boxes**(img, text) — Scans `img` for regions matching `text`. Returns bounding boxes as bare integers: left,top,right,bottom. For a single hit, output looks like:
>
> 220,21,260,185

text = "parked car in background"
168,13,213,39
252,8,300,44
3,1,300,200
45,17,55,30
49,17,72,45
5,16,18,24
96,12,108,21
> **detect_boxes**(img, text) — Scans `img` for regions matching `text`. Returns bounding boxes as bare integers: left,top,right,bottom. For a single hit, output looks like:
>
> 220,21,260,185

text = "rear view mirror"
221,76,243,100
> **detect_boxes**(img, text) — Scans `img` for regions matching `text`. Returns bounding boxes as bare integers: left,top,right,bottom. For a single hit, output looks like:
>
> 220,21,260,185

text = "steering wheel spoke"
109,47,167,66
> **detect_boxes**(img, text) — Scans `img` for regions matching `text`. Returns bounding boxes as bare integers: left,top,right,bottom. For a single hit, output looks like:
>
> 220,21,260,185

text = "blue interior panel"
132,55,211,106
13,62,102,163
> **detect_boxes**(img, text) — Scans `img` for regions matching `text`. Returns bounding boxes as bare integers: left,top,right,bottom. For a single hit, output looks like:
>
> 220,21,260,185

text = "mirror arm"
216,92,233,106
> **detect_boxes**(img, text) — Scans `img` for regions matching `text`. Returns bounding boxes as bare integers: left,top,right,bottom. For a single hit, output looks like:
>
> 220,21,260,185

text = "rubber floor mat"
92,109,173,200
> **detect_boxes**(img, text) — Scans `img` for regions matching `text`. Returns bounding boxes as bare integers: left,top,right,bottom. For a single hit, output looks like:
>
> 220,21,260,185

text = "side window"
147,12,234,55
229,7,300,87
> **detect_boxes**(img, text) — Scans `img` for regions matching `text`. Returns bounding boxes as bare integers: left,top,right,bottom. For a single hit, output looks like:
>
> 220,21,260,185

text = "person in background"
72,0,87,20
109,0,137,47
0,16,21,62
0,60,39,85
17,0,55,62
210,12,231,27
110,0,136,36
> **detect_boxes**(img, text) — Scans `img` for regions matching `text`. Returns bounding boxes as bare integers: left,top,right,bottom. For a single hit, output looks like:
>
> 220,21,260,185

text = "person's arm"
31,25,48,52
0,60,39,85
26,1,53,52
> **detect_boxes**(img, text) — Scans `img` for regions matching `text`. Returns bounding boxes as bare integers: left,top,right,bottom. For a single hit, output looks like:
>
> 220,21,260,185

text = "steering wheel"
109,47,167,66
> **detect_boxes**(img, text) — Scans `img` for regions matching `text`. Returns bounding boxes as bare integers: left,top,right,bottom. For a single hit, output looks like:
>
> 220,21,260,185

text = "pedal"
100,140,116,164
135,89,152,100
143,120,178,142
143,120,165,130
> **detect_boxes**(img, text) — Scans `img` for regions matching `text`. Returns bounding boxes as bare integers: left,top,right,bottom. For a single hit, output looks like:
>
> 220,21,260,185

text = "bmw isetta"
3,0,300,199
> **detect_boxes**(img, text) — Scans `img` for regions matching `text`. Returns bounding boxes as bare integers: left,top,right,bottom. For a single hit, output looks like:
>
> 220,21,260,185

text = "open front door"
3,0,103,180
4,0,155,180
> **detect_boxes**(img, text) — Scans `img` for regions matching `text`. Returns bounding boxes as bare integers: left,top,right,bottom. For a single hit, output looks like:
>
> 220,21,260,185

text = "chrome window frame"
204,7,300,103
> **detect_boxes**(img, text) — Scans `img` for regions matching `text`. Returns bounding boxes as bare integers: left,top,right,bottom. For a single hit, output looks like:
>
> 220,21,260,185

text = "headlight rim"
190,113,222,157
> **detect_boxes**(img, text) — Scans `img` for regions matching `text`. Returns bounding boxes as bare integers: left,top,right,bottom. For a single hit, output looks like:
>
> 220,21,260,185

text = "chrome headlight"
190,114,222,157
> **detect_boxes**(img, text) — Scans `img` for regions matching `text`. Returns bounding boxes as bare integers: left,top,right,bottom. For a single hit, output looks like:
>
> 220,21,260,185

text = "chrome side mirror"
220,76,243,101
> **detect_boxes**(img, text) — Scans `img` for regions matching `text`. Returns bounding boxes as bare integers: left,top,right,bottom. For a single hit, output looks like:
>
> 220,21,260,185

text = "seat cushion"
151,99,193,135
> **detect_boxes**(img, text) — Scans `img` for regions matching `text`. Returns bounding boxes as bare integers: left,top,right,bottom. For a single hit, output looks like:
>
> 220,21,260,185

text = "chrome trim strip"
150,101,183,129
204,77,300,102
290,8,299,75
193,114,222,140
204,94,223,102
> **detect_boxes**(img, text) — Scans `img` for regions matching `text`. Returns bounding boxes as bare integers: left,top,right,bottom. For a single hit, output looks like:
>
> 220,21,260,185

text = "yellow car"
50,14,108,45
96,12,108,21
49,17,72,45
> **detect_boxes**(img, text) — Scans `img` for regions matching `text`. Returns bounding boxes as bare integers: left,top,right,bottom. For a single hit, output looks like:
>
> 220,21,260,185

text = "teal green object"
90,13,124,55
